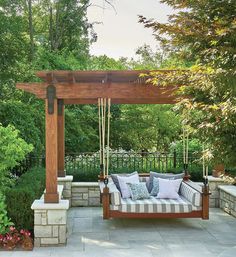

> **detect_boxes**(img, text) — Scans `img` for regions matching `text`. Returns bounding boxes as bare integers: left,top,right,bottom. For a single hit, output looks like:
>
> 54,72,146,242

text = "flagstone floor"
1,208,236,257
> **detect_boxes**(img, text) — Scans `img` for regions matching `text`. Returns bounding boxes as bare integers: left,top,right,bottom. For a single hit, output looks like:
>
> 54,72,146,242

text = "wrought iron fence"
65,151,200,174
12,151,201,180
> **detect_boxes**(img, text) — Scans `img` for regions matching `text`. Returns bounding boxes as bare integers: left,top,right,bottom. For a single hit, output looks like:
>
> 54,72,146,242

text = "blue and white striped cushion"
180,182,202,207
117,196,192,213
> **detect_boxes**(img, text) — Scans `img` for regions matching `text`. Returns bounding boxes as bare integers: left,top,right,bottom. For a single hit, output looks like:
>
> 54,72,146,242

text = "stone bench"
218,185,236,218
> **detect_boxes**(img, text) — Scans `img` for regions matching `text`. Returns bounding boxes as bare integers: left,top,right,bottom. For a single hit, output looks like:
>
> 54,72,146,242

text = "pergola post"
58,99,65,177
44,98,59,203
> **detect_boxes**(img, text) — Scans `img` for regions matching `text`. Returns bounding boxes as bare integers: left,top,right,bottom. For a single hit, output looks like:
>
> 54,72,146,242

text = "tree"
0,124,33,192
111,105,181,151
139,0,236,166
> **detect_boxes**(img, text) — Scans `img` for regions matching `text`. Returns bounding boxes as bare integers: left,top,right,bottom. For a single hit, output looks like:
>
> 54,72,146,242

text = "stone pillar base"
58,175,73,207
31,199,69,247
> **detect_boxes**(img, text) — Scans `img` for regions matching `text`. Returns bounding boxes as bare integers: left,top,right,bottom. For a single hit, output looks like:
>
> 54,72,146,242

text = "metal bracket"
58,99,64,116
46,85,56,114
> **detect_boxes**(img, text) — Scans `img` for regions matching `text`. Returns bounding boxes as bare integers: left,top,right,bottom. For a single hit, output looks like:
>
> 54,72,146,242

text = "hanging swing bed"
16,70,210,220
98,98,210,220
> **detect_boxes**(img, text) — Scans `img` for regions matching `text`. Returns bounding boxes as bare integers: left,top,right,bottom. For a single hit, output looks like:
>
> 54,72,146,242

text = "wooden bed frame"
100,174,210,220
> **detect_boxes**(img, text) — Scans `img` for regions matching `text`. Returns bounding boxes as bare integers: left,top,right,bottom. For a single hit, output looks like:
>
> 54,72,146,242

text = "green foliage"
0,193,14,235
0,124,33,192
0,101,44,155
139,0,236,167
5,167,45,231
88,55,127,70
111,105,181,151
65,105,99,153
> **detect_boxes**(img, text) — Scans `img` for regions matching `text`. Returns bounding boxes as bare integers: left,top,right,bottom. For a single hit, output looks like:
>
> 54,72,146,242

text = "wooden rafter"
16,70,185,104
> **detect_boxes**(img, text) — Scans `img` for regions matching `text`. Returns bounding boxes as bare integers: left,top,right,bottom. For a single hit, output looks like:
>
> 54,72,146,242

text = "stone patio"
1,208,236,257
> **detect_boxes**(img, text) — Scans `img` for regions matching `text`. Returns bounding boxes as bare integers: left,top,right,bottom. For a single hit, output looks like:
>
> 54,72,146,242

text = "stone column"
208,176,226,207
31,199,69,247
58,176,73,207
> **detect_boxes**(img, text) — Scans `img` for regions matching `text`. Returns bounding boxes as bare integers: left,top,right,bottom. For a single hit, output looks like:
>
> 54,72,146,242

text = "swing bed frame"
16,70,210,220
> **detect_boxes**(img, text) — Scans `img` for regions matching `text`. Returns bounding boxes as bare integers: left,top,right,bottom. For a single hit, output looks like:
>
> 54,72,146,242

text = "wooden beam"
16,83,180,100
16,82,47,98
202,185,210,220
64,98,179,105
108,210,203,219
102,187,110,219
57,100,65,177
44,99,59,203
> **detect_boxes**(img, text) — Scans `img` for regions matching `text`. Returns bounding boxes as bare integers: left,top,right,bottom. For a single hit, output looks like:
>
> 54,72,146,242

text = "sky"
87,0,174,59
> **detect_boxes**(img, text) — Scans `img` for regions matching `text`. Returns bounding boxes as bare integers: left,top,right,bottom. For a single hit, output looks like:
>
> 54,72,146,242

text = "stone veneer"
219,185,236,218
71,182,101,207
208,176,226,207
31,184,70,247
58,176,73,207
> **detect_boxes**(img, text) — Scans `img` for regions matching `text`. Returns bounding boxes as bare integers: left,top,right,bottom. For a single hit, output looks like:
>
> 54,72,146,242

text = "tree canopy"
139,0,236,166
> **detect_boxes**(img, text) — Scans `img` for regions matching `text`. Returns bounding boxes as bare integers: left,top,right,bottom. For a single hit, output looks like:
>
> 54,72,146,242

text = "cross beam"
16,83,181,104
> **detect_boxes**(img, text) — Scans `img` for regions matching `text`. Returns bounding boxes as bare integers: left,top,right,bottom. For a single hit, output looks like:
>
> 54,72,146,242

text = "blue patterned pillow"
127,183,150,201
150,177,159,196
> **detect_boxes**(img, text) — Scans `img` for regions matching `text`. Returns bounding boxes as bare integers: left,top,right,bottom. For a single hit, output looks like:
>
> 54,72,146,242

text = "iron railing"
64,151,200,174
12,151,201,178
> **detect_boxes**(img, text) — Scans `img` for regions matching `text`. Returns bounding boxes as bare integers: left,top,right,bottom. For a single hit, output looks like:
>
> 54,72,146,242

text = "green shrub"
0,193,14,234
0,123,33,192
5,167,45,231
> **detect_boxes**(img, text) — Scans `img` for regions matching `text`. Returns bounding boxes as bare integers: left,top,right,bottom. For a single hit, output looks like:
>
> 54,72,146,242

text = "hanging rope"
98,97,111,180
182,108,190,175
98,99,102,165
202,145,209,185
106,98,111,178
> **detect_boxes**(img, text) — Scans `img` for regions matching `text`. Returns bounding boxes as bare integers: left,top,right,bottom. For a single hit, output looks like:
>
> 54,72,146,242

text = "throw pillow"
156,178,183,199
117,173,140,198
147,172,185,193
111,171,138,192
127,183,151,201
150,177,159,196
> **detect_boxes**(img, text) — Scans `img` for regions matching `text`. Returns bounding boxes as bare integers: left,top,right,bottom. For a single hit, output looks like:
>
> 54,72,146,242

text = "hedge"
5,167,45,231
67,165,206,182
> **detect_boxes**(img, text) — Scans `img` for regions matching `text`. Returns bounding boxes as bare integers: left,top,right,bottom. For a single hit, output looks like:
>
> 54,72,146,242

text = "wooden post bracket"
58,99,64,116
47,85,56,114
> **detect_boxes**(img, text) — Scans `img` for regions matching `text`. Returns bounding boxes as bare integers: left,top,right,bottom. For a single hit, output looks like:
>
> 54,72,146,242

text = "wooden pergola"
17,70,183,203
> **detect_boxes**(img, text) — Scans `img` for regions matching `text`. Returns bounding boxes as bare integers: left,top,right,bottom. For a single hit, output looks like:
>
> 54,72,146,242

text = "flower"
9,226,15,231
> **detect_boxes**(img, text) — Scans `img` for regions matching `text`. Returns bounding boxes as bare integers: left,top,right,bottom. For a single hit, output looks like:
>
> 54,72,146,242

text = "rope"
106,98,111,177
103,98,106,177
98,98,102,164
182,109,189,168
202,144,209,188
183,128,186,164
98,97,111,179
100,98,105,177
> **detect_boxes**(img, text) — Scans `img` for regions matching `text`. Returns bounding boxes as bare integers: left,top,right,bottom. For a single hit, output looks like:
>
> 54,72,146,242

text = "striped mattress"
110,196,200,213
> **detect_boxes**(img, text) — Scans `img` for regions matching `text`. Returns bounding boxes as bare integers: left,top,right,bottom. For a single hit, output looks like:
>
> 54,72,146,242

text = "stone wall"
58,176,73,207
70,178,226,208
208,176,226,207
71,182,101,207
32,199,69,247
219,185,236,218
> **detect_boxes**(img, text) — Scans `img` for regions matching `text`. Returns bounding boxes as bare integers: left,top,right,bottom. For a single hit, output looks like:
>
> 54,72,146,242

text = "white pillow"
156,178,182,199
117,174,140,198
